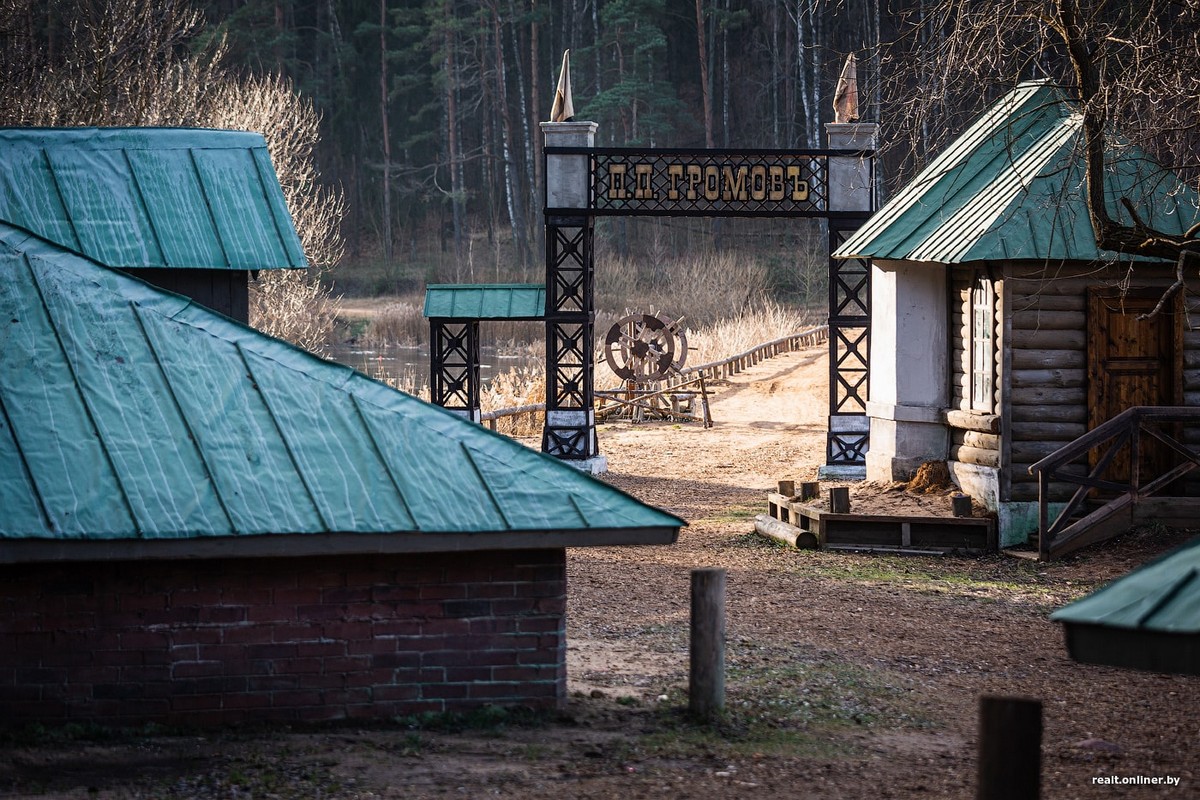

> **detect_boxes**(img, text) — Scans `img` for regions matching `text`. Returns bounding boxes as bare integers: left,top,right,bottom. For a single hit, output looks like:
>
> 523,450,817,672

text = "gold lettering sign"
596,155,815,212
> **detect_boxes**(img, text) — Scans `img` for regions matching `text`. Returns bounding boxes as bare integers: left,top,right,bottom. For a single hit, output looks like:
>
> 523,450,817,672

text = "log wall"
1001,264,1200,502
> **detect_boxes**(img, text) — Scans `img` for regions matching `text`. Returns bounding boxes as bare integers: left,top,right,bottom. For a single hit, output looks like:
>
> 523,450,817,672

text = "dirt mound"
906,460,954,493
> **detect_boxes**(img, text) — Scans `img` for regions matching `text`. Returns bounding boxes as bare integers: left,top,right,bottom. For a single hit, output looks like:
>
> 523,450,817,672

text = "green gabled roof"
0,225,681,561
1050,537,1200,675
423,283,547,320
0,127,306,271
835,81,1200,264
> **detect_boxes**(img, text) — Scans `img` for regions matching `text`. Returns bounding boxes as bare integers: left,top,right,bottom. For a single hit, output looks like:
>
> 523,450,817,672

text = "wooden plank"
950,444,1000,468
1011,368,1086,389
1010,349,1085,370
961,430,1000,450
912,523,992,550
944,410,1000,433
1009,386,1086,407
1008,292,1087,311
1009,328,1087,349
1011,421,1087,441
1010,309,1085,330
1011,404,1086,423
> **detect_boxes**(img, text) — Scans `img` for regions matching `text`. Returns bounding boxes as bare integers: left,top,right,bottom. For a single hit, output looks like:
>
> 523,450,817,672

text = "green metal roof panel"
0,127,306,271
423,283,547,319
0,226,681,544
835,82,1200,264
1051,537,1200,634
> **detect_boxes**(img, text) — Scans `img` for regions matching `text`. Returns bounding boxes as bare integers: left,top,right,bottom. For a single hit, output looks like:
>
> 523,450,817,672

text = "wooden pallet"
764,492,997,555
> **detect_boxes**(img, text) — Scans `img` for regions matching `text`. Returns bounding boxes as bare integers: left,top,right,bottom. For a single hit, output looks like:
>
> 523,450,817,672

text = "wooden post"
800,481,819,501
689,568,726,720
829,486,850,513
977,695,1042,800
952,493,972,517
777,479,796,497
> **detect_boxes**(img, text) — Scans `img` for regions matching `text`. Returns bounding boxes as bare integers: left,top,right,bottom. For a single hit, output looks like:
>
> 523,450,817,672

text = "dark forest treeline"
194,0,892,271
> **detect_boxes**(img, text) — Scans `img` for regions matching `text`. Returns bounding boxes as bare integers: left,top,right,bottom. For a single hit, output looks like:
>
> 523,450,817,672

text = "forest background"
3,1,1197,361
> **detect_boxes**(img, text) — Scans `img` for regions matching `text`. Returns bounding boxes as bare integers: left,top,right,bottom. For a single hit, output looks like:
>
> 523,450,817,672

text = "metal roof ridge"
836,83,1060,257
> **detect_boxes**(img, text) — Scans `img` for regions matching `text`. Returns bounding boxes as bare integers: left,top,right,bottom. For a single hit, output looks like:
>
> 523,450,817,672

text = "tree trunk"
379,0,392,263
695,0,713,148
494,7,531,269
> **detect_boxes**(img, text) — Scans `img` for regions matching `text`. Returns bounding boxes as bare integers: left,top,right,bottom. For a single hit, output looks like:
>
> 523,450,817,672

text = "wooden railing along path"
1028,406,1200,560
481,325,829,432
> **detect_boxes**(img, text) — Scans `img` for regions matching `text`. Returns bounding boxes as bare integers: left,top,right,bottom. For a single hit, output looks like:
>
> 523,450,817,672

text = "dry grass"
380,302,819,419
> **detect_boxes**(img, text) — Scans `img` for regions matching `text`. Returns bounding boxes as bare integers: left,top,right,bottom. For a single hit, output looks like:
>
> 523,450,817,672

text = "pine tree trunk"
379,0,393,263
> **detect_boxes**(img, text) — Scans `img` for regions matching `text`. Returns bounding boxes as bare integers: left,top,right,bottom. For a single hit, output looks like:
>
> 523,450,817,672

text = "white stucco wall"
866,259,950,481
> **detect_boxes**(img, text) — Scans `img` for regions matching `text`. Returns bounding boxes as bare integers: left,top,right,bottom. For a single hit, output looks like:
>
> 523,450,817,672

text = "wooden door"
1087,287,1182,484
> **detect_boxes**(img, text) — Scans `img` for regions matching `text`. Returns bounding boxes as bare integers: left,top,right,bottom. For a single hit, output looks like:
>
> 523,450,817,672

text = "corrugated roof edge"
0,527,681,565
1050,536,1200,633
0,126,268,148
0,225,684,556
832,80,1198,264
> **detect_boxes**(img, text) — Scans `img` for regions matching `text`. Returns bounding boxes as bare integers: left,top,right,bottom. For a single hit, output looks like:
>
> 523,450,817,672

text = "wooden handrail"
1028,406,1200,560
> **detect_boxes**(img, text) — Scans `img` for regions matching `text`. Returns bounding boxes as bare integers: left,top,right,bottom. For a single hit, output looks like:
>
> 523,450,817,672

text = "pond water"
325,342,543,388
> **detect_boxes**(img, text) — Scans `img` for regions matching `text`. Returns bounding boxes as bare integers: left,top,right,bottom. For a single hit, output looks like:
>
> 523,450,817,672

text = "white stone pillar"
825,122,877,213
865,259,949,481
542,121,597,209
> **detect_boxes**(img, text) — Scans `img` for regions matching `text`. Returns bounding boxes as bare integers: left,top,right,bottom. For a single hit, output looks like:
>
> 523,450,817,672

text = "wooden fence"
480,325,829,432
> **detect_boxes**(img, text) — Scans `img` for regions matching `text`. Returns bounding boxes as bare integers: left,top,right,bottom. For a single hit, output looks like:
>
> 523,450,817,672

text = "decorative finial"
550,50,575,122
833,53,859,124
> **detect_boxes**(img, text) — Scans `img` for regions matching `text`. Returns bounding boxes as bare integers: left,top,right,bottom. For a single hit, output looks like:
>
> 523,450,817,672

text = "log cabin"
834,81,1200,550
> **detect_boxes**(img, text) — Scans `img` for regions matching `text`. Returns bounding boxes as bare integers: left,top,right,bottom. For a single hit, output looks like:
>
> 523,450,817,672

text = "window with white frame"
970,273,995,412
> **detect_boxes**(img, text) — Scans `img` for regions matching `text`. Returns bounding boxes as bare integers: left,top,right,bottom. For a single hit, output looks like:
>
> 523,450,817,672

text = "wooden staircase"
1028,406,1200,560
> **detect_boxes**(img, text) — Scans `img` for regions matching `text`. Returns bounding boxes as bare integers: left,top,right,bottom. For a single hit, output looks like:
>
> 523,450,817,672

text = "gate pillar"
823,122,877,477
540,121,606,472
429,318,481,423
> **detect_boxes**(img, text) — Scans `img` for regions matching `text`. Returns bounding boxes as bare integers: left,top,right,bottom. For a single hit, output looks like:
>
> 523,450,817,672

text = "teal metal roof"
1051,537,1200,634
0,127,306,271
1049,537,1200,675
834,81,1200,264
423,284,547,319
0,225,681,555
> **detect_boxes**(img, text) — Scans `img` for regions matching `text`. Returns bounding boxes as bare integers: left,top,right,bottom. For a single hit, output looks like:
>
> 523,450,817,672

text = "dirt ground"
2,346,1197,799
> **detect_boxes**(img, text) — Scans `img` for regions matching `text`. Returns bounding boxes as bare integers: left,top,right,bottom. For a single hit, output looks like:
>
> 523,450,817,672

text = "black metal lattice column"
542,216,597,459
430,319,481,422
827,220,871,465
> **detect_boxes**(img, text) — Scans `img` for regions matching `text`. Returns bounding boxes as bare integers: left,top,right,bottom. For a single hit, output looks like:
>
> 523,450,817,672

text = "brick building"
0,130,681,728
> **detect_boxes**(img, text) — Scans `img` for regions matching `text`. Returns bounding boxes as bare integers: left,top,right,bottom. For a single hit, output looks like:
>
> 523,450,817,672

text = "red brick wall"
0,549,566,727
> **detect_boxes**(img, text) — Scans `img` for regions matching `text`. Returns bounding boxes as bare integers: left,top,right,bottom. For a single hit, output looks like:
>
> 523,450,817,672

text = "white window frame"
970,272,995,413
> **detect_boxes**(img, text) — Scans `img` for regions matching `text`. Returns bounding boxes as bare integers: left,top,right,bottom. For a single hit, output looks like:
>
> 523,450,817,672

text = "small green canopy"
0,225,682,562
834,81,1200,264
423,284,547,320
1050,537,1200,675
0,127,306,271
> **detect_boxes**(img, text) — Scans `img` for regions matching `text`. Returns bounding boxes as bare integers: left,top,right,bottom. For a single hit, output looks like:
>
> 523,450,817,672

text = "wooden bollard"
689,568,726,720
977,695,1042,800
952,493,973,517
829,486,850,514
777,479,796,497
799,481,819,501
